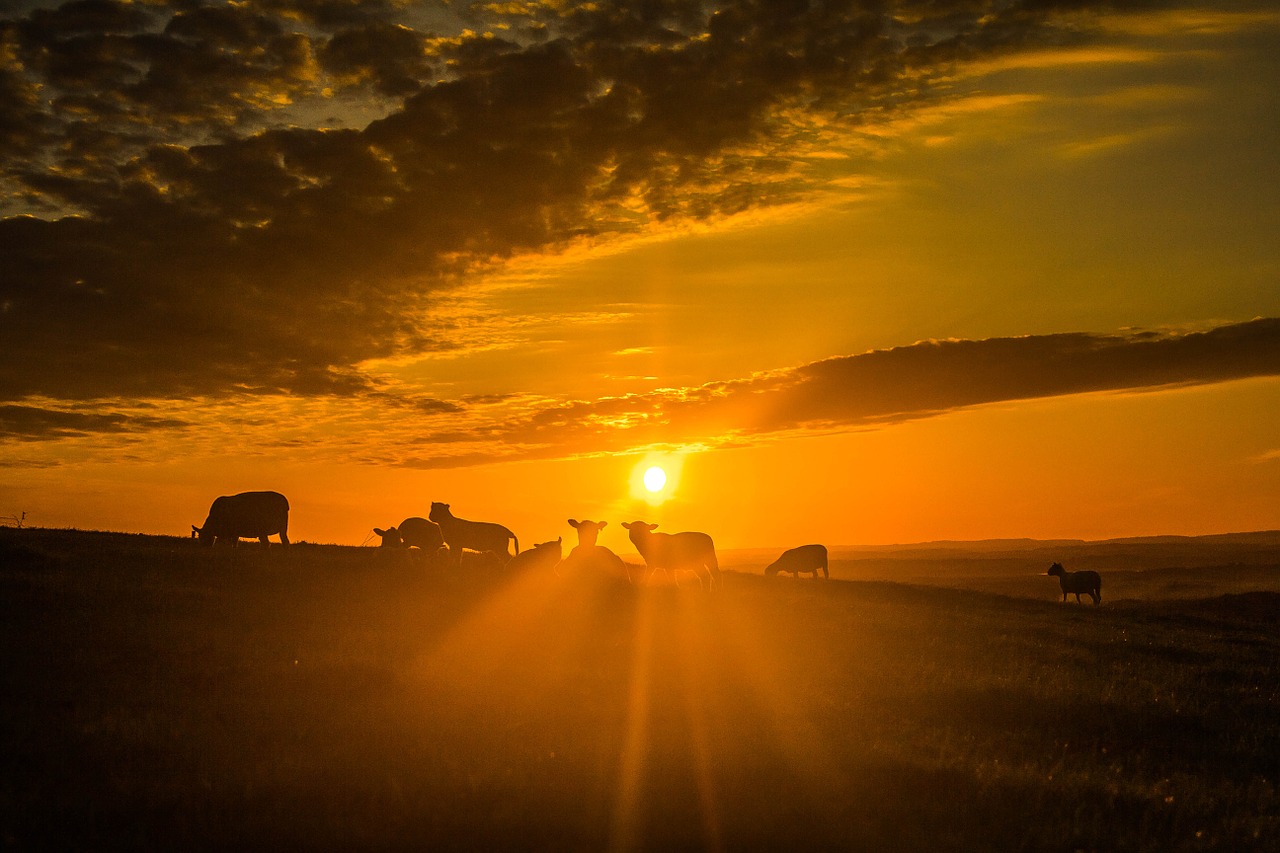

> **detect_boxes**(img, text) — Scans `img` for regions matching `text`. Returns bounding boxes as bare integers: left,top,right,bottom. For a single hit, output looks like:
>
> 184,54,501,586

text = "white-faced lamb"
622,520,720,589
765,544,828,580
428,502,519,567
1046,562,1101,605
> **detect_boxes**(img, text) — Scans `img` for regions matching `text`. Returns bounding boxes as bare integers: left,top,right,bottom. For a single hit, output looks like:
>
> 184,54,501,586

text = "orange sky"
2,1,1278,549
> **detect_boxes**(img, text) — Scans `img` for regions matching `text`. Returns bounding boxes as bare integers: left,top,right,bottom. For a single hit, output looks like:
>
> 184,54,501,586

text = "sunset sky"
2,0,1278,550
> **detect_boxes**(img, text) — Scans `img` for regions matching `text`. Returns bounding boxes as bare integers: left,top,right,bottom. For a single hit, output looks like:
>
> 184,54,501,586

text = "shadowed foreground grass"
1,529,1278,851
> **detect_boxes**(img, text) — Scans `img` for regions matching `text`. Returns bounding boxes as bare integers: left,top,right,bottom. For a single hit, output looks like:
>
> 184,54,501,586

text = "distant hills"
723,530,1280,579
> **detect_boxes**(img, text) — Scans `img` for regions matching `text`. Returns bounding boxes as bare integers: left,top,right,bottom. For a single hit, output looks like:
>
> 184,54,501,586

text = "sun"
629,453,686,505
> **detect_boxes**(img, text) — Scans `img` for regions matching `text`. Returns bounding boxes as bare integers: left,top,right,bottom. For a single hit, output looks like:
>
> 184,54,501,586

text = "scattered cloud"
1098,9,1280,38
5,318,1276,470
1,0,1182,405
0,402,190,441
386,317,1280,468
4,0,1269,479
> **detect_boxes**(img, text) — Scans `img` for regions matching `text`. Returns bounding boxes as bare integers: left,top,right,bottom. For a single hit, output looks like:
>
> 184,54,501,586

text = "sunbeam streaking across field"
407,564,861,847
609,592,654,853
671,594,725,851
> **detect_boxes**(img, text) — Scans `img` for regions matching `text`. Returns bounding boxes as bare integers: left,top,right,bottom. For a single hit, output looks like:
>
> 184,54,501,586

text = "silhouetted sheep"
507,537,562,573
429,502,519,566
192,490,290,547
765,544,828,579
622,520,720,589
561,519,631,582
568,519,607,547
373,517,444,552
1047,562,1101,605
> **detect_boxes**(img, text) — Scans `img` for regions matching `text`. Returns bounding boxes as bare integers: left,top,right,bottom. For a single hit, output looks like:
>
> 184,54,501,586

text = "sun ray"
609,592,655,853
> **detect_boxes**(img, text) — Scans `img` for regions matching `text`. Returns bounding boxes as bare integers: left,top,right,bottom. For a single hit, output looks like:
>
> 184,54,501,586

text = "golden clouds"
3,0,1278,485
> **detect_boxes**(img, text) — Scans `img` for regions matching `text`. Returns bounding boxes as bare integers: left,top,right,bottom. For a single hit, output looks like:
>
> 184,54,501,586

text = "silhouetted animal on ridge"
622,520,720,589
568,518,607,547
192,490,290,547
1047,562,1101,605
429,502,519,566
373,517,444,553
507,537,562,573
765,544,828,579
561,519,631,582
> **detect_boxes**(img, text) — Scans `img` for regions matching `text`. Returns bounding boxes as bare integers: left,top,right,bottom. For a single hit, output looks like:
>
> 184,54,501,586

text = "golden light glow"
630,452,687,506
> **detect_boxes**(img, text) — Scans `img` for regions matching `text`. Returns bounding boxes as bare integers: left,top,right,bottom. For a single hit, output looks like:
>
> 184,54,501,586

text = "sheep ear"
621,522,631,529
374,528,385,536
599,521,608,529
568,519,580,528
650,524,659,530
191,525,200,533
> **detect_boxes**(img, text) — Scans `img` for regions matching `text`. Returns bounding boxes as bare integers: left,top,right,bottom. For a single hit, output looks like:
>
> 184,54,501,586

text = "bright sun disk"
643,466,667,493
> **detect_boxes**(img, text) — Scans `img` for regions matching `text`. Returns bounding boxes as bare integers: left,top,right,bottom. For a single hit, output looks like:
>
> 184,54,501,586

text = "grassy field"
2,528,1278,851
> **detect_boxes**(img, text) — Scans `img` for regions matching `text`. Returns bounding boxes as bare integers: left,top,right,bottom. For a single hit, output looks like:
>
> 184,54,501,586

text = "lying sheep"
373,517,444,552
622,520,720,590
560,519,631,582
1046,562,1102,605
568,519,607,547
765,544,828,580
506,537,562,573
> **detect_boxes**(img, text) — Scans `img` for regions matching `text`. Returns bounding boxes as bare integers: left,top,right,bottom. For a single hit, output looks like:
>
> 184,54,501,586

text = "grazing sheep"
373,517,444,552
1046,562,1102,605
561,519,631,582
622,521,720,589
507,537,562,573
429,502,519,566
192,490,290,547
765,544,828,580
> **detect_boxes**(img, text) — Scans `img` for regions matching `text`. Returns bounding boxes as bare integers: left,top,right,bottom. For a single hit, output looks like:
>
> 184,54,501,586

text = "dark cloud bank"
399,318,1280,467
2,1,1275,458
4,0,1146,399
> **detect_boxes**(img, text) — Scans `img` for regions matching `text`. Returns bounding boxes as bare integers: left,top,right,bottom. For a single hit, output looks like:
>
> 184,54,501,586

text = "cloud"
0,0,1164,403
0,402,190,440
6,318,1274,470
388,318,1280,468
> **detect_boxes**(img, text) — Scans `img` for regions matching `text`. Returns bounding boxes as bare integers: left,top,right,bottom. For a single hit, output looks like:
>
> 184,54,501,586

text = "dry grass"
2,528,1278,850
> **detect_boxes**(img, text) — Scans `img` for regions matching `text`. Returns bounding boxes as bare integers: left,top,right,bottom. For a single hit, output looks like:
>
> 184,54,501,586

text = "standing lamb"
429,502,519,566
622,521,720,589
765,544,828,580
1046,562,1102,605
192,490,290,547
